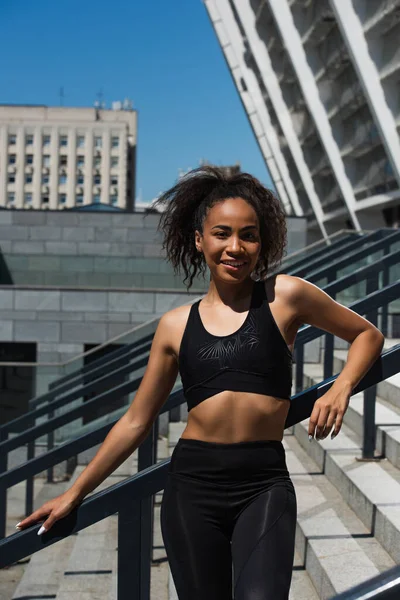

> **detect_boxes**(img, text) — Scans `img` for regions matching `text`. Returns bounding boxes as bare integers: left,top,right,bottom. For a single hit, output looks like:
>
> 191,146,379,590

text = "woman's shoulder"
158,302,195,338
264,273,307,303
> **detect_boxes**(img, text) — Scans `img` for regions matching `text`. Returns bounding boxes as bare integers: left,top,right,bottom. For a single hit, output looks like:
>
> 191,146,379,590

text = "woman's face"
195,197,261,282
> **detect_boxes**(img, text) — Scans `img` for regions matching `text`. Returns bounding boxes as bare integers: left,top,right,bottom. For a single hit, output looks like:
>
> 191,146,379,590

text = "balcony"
301,5,336,46
309,154,330,177
319,187,345,213
353,160,396,199
314,45,350,82
380,46,400,82
340,123,382,159
326,81,365,120
276,68,297,84
364,0,400,36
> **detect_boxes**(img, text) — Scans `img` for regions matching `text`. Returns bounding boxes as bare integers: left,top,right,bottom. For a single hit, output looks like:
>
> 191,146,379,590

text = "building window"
8,154,16,164
42,174,49,184
26,154,34,165
25,134,34,146
59,174,67,185
8,134,17,145
76,194,84,204
111,136,119,148
110,194,118,205
110,175,118,185
93,174,101,185
59,193,67,204
43,155,50,167
25,174,33,184
94,136,102,148
25,193,33,203
42,195,49,205
77,136,85,148
8,174,16,184
77,174,84,184
93,194,101,204
111,156,119,168
8,192,15,203
94,156,101,167
43,134,51,147
60,156,68,167
77,155,85,167
60,135,68,147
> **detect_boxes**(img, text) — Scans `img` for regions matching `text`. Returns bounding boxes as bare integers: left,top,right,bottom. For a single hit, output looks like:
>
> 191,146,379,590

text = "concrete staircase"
2,339,399,599
1,441,169,600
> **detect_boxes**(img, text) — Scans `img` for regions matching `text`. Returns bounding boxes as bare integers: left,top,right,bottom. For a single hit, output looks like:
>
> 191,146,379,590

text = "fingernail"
15,522,21,529
308,435,313,442
37,525,46,536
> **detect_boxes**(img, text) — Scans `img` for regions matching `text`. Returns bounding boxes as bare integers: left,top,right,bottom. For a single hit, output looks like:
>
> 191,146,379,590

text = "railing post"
0,429,7,539
47,406,54,483
362,386,377,459
118,501,143,600
25,416,34,518
323,272,336,380
323,333,334,380
362,304,379,459
295,344,304,394
381,263,389,337
137,425,156,591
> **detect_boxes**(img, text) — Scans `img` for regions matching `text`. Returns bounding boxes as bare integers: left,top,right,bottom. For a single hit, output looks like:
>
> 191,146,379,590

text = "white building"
204,0,400,240
0,103,137,211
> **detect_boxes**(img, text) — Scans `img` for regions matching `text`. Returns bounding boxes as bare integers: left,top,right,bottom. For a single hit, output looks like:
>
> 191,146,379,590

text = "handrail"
0,341,151,436
284,229,383,275
279,231,361,272
0,344,399,600
332,563,400,599
288,229,400,278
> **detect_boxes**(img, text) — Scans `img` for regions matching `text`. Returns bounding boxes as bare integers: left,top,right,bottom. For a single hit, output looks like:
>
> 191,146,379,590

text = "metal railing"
0,344,399,600
331,563,400,599
0,345,400,600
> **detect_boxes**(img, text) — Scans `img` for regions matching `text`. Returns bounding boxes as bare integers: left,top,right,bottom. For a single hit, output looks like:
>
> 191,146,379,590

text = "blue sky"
0,0,272,203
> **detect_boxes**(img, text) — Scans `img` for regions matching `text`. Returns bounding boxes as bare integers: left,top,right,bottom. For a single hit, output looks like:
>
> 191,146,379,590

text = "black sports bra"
178,280,293,411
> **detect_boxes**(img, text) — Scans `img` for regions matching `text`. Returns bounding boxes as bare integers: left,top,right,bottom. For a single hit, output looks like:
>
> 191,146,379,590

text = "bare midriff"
180,390,290,443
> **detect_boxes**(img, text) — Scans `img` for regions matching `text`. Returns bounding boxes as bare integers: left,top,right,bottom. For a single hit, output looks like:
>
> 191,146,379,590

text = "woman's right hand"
15,490,81,535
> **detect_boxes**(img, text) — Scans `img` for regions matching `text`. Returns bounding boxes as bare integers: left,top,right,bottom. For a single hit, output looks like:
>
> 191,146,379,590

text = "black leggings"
160,438,297,600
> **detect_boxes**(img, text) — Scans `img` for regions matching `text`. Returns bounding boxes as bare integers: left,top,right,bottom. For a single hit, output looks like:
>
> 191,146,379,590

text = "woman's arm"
16,310,179,533
280,275,385,440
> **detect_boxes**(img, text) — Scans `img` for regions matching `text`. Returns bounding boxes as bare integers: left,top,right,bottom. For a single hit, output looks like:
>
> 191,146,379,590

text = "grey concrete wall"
0,210,308,289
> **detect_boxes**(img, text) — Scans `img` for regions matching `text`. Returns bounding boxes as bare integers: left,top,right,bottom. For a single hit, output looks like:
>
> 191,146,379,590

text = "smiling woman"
17,166,384,600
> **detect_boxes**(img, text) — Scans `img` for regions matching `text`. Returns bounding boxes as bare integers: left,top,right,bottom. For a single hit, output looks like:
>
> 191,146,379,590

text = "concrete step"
303,358,400,471
294,419,400,566
333,342,400,412
6,436,169,600
10,465,85,600
285,430,395,599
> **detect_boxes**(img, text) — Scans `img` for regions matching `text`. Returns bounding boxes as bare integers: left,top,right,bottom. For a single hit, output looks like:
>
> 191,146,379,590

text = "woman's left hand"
308,385,351,441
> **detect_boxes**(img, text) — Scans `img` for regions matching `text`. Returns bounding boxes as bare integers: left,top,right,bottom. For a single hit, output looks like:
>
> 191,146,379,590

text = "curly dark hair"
151,165,287,290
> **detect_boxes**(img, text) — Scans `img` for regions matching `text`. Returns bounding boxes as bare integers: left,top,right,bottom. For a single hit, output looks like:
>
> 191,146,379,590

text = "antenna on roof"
96,88,105,109
59,87,64,106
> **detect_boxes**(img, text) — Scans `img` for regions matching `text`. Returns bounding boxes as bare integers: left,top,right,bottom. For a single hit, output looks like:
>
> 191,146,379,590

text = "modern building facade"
204,0,400,240
0,104,137,212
